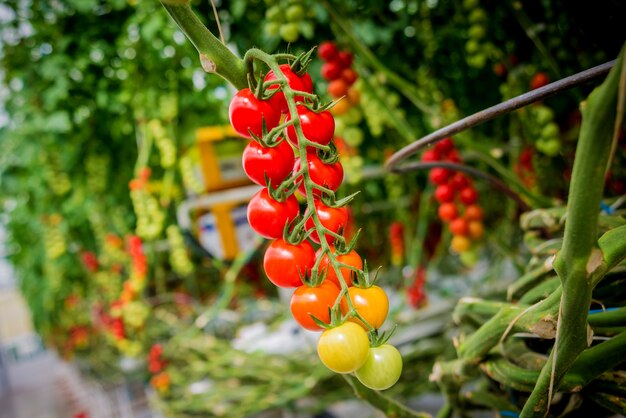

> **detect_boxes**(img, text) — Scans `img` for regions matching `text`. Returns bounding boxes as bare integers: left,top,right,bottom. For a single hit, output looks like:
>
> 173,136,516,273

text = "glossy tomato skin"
290,281,340,331
295,152,343,196
318,246,362,287
265,64,313,113
434,184,455,203
438,202,458,222
286,105,335,146
263,239,316,288
340,285,389,330
305,201,349,245
317,322,369,374
229,88,281,139
247,188,299,239
318,42,339,61
355,344,403,390
242,140,295,187
459,187,479,205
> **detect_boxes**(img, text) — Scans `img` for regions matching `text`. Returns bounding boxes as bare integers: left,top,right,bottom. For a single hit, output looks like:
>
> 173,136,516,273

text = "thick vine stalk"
520,46,625,418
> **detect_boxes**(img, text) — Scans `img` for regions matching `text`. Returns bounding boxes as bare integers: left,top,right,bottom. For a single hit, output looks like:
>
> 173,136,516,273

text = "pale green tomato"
355,344,403,390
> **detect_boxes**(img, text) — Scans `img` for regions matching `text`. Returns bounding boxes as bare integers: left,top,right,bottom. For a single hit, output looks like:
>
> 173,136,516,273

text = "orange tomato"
340,285,389,330
318,246,363,287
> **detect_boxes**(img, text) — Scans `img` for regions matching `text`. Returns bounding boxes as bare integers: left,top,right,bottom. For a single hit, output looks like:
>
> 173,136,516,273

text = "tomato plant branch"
160,1,247,89
521,47,624,418
343,375,431,418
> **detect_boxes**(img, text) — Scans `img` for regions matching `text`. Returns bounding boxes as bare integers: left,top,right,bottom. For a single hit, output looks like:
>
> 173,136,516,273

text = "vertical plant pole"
521,46,625,417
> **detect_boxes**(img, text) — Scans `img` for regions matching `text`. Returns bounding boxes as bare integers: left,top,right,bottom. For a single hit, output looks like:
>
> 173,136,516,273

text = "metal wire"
385,60,616,173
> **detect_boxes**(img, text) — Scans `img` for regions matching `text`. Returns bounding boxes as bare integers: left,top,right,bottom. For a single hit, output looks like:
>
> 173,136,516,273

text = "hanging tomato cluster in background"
423,138,485,254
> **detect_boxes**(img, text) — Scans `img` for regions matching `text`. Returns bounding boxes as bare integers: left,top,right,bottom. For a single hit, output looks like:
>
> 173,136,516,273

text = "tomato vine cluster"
423,138,485,254
228,50,402,390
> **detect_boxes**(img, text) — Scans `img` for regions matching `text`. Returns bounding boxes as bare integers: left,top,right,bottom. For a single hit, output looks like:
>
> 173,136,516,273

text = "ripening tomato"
468,221,484,239
305,201,349,244
290,281,340,331
318,246,362,287
449,218,469,236
355,344,403,390
317,322,369,373
286,105,335,146
247,188,299,239
340,285,389,330
321,62,342,81
263,239,316,288
331,98,351,116
530,72,550,90
229,88,281,139
318,41,339,61
459,187,479,205
450,235,471,253
429,168,451,185
464,204,483,221
341,68,358,85
295,151,344,196
438,202,458,222
242,139,295,187
265,64,313,113
328,79,350,98
435,184,455,203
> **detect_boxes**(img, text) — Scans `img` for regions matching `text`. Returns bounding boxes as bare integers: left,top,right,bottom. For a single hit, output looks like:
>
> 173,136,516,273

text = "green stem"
160,1,247,89
343,375,430,418
521,46,625,418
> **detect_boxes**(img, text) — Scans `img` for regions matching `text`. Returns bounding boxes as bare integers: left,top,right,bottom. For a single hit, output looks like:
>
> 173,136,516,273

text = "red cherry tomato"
286,105,335,146
421,149,440,162
459,187,479,205
435,184,455,203
341,68,358,85
530,72,550,90
435,137,455,155
229,88,281,139
305,201,349,245
318,246,362,287
247,188,299,239
295,151,344,196
428,168,451,185
264,64,313,113
438,202,458,222
321,62,342,81
263,239,316,288
336,51,353,69
318,42,339,61
290,281,340,331
449,217,469,236
450,173,470,190
242,139,295,187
